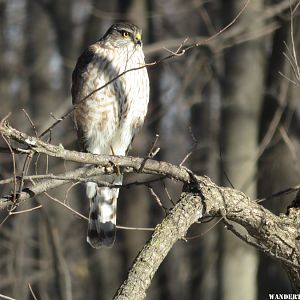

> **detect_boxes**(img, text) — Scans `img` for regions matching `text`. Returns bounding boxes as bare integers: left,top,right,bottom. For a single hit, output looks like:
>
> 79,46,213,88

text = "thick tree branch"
113,192,203,300
114,177,300,298
1,122,300,295
0,122,191,183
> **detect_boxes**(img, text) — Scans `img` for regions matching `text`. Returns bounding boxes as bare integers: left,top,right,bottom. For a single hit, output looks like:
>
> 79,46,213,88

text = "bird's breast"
74,45,149,154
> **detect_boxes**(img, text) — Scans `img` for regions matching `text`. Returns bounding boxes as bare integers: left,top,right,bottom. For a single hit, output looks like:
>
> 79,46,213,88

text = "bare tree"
1,1,300,300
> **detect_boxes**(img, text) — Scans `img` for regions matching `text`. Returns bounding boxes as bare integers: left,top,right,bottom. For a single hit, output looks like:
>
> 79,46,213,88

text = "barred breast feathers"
71,23,150,248
72,41,149,155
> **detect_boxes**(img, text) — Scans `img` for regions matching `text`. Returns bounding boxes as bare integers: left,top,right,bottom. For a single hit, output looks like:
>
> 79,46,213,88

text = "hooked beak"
135,33,142,46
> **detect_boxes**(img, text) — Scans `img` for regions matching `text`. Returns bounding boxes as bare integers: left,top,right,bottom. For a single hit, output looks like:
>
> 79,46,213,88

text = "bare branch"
114,176,300,298
28,283,38,300
114,192,202,300
2,122,300,295
0,294,16,300
148,186,168,214
0,122,192,188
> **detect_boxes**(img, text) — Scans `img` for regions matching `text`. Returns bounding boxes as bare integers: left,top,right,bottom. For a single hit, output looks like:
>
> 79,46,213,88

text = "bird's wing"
71,45,97,105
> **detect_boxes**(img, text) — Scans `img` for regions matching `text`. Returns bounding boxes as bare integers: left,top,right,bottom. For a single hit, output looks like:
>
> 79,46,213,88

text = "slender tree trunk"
42,0,73,93
190,50,221,300
24,1,54,298
0,1,9,179
220,1,266,299
258,17,300,298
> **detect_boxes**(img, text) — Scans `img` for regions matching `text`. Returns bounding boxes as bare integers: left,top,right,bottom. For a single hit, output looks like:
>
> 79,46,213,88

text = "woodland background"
0,0,300,299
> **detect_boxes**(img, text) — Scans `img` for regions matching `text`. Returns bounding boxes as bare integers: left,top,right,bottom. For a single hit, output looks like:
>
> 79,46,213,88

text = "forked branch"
1,121,300,296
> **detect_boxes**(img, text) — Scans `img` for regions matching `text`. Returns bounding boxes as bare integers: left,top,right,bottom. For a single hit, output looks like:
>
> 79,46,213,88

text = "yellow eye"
122,31,129,38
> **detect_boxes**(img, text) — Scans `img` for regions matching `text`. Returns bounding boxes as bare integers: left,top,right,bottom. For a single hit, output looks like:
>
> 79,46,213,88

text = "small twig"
0,112,12,126
278,70,298,85
257,184,300,203
64,182,80,204
281,48,299,83
0,294,16,300
22,109,38,137
185,217,223,240
28,283,38,300
18,109,38,197
179,127,199,167
223,213,300,269
17,152,34,200
146,134,160,157
179,151,193,167
289,0,300,82
43,191,88,220
0,146,30,154
194,0,251,46
0,214,10,228
292,1,300,14
116,225,155,231
45,154,49,174
283,41,298,71
221,211,262,250
148,186,168,214
138,134,160,172
43,190,155,231
255,80,288,160
1,134,18,204
50,112,63,121
162,37,189,55
39,108,73,138
279,126,297,160
279,2,300,85
162,181,175,206
219,147,235,189
10,205,43,215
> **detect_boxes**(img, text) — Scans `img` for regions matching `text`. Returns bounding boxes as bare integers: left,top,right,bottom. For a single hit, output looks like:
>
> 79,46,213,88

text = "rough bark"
114,192,202,300
114,175,300,299
1,122,300,298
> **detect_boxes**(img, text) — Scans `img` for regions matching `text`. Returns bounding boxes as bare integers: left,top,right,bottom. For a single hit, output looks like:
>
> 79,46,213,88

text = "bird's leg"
110,146,121,176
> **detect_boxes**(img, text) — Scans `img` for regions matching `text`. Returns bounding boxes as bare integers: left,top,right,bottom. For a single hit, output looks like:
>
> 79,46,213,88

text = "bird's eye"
122,31,129,38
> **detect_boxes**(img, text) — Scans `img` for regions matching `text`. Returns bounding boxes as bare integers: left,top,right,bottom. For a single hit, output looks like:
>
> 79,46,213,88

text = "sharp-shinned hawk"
71,23,149,248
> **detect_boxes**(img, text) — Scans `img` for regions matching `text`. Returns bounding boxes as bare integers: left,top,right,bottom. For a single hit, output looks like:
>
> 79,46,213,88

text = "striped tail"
86,175,122,248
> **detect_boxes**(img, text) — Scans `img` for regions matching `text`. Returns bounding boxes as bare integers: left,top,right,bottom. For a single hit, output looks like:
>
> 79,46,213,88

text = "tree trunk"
258,16,300,297
221,1,266,299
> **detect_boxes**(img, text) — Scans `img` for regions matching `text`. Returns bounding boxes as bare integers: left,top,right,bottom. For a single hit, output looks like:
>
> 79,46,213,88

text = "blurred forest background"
0,0,300,299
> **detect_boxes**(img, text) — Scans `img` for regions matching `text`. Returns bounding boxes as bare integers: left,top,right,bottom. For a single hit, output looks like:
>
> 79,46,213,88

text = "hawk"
71,23,149,248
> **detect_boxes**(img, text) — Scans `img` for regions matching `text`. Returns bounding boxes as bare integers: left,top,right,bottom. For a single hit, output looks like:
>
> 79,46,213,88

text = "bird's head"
101,23,143,48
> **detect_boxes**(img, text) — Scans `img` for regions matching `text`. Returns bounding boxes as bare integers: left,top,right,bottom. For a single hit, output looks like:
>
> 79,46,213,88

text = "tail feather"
86,175,122,248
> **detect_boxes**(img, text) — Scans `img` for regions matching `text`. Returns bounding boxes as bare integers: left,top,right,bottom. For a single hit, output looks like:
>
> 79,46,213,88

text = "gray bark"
221,1,267,299
1,123,300,298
